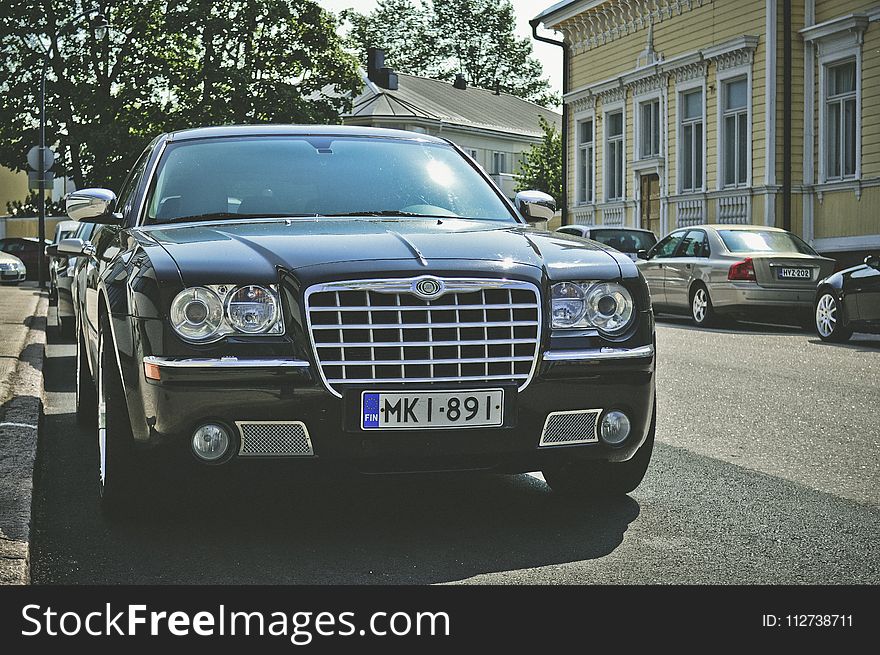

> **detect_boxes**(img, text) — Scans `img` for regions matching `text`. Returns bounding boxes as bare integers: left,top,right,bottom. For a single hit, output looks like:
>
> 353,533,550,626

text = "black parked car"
65,125,656,515
814,254,880,342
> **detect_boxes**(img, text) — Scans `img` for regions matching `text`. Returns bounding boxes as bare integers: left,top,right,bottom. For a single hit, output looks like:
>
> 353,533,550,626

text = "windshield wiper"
323,210,461,219
158,212,317,224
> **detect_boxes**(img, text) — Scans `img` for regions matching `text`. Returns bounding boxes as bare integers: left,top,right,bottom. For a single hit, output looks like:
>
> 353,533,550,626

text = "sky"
317,0,564,98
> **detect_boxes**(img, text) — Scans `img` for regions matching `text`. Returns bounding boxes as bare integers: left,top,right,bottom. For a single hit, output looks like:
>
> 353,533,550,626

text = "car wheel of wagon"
542,401,656,498
96,314,135,518
75,323,97,427
690,284,715,327
815,292,852,343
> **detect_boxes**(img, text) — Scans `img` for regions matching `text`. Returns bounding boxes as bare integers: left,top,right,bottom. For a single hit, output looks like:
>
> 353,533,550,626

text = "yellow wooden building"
535,0,880,265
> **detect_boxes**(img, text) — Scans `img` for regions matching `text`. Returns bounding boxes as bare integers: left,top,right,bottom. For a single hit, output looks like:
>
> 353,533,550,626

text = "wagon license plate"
777,267,811,280
361,389,504,430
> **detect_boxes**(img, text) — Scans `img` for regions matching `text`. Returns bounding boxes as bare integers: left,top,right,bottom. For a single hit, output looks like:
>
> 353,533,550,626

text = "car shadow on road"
654,314,805,336
806,337,880,351
31,415,641,585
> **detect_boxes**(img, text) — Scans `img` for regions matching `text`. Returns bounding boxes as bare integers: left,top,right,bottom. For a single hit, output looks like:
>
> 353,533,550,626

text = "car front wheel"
96,314,135,518
690,284,715,327
815,291,852,342
542,402,655,498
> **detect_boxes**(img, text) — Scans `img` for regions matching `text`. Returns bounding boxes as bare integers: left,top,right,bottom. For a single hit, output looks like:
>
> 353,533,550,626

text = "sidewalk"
0,282,47,585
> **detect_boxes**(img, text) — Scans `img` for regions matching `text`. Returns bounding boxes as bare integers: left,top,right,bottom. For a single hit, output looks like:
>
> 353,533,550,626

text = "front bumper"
135,346,655,474
0,269,26,283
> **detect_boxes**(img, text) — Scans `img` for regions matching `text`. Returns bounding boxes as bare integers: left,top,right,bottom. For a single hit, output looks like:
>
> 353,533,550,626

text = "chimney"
367,47,385,83
453,73,467,90
381,67,398,90
494,80,500,95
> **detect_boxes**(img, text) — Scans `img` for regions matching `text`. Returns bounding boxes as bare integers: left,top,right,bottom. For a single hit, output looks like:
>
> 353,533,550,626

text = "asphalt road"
31,316,880,584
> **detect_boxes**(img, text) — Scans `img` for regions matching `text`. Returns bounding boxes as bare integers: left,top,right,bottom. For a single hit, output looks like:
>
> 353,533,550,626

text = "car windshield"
589,229,657,253
719,230,818,255
145,136,516,224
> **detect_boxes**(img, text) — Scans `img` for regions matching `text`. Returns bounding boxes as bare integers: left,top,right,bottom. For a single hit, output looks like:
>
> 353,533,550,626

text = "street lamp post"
34,9,108,289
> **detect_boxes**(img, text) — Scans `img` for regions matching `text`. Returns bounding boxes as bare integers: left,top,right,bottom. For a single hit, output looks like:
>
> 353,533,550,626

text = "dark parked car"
65,125,656,516
0,237,51,280
556,226,658,261
46,219,81,336
814,254,880,342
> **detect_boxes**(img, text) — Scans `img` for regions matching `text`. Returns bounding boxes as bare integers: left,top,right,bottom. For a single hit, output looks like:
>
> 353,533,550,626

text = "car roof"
557,226,654,233
55,220,79,231
676,224,788,233
164,124,449,145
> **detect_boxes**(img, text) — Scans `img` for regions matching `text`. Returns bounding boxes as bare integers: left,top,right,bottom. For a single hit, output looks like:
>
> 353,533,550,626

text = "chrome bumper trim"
143,356,310,369
542,345,655,362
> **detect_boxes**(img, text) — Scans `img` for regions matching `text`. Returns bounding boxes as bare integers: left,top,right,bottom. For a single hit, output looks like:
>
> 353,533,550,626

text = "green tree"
0,0,360,192
515,116,562,206
342,0,556,107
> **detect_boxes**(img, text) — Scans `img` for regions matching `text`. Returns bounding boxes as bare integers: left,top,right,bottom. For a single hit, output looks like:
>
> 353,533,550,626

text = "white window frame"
465,148,478,161
676,78,706,194
634,92,663,160
604,101,626,201
818,46,861,183
492,151,507,175
574,108,596,205
716,66,752,189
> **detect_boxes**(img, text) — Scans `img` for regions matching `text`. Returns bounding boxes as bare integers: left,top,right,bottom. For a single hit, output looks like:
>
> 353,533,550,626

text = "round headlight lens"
170,287,223,341
225,285,279,334
584,282,634,334
551,282,586,328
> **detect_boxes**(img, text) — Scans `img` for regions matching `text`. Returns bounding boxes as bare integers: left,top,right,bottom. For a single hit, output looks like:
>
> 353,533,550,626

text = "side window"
676,230,709,257
558,227,580,236
651,232,685,258
115,147,153,220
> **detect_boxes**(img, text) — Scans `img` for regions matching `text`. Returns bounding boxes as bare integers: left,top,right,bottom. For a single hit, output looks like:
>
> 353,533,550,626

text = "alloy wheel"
692,288,708,324
816,293,837,337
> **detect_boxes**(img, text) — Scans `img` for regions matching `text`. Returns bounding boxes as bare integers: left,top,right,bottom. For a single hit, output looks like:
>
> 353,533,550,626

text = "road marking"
0,422,38,430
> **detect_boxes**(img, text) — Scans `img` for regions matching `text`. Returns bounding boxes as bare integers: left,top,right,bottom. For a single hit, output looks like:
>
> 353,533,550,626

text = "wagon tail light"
728,257,756,281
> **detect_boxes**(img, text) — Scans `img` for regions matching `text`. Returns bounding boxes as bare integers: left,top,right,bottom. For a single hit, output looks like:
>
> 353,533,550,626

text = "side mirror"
514,190,556,223
636,249,649,260
45,244,59,258
865,254,880,269
65,188,121,223
58,238,90,256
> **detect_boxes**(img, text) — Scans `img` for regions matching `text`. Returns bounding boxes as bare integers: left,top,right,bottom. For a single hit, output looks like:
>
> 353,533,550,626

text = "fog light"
600,411,631,445
191,423,231,462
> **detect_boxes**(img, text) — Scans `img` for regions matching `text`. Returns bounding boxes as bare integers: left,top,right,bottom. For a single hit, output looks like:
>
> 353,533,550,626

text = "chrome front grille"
539,410,601,446
236,421,314,456
305,277,542,397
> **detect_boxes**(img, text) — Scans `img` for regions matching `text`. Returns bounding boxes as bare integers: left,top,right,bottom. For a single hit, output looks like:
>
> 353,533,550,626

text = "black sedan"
814,255,880,342
65,125,656,516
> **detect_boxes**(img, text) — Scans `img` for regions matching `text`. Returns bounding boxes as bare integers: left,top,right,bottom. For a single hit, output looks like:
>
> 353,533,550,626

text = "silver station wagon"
637,224,835,326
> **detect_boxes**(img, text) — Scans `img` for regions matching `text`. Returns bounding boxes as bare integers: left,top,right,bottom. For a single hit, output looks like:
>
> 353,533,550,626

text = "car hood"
0,252,24,265
138,218,629,285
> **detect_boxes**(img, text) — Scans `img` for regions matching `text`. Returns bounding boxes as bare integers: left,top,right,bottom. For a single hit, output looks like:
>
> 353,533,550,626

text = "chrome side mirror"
65,188,120,223
636,249,649,260
864,254,880,269
514,190,556,223
58,238,90,256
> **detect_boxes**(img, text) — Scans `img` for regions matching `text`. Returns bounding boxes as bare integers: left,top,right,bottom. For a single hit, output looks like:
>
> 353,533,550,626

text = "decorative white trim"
765,0,777,227
633,88,663,160
811,234,880,252
800,14,869,45
570,206,597,225
715,63,753,191
804,0,816,242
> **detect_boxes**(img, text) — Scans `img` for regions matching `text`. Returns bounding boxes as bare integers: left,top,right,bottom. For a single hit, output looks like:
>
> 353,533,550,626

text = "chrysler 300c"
63,126,656,515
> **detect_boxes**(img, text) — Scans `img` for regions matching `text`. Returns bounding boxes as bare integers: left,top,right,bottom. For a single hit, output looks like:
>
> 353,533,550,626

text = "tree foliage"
515,116,562,206
342,0,556,107
0,0,360,192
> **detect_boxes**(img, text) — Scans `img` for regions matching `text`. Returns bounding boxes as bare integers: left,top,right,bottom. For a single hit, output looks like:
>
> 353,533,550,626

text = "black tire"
59,315,75,339
75,324,97,426
96,313,137,519
815,291,852,343
690,283,715,327
543,401,656,498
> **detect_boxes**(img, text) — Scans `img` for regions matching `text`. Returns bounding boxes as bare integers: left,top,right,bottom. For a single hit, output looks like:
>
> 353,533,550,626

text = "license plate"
361,389,504,430
777,267,811,279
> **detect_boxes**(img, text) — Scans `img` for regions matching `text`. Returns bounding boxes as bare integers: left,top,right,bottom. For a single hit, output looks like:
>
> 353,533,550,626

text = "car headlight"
170,284,284,342
551,281,635,334
225,285,279,334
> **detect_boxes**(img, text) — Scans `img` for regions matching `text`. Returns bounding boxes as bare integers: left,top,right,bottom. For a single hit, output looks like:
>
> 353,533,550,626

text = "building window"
577,118,594,203
492,152,506,174
679,89,703,192
639,99,661,158
465,148,478,161
824,59,857,180
605,110,624,200
721,77,748,187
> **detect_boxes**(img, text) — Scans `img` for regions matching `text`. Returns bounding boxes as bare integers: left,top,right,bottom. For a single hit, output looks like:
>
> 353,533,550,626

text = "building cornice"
799,12,871,43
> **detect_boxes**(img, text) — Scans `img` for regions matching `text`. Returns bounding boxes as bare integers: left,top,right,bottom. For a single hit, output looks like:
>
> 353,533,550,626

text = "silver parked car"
0,251,27,284
556,225,658,261
637,224,835,326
